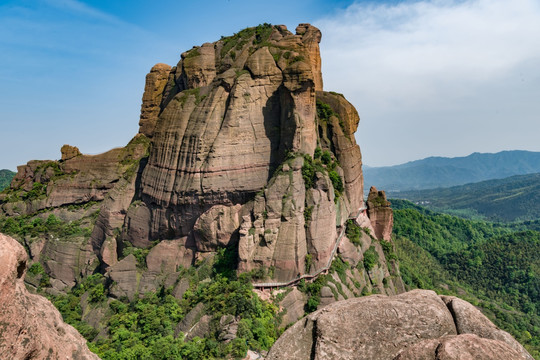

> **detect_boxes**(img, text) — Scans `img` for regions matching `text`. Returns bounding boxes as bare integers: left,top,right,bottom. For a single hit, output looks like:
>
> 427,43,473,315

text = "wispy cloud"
316,0,540,166
43,0,125,25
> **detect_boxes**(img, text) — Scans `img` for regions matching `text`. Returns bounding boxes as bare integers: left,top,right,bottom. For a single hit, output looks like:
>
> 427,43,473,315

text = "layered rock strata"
0,233,99,360
0,23,390,293
122,23,368,282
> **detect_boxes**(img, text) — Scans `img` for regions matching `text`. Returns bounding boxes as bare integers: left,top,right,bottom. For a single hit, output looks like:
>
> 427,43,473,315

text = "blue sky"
1,0,539,170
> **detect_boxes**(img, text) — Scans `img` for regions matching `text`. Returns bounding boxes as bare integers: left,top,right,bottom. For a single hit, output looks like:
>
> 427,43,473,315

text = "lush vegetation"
220,23,273,58
316,99,346,135
364,150,540,192
47,247,281,359
302,150,343,201
0,213,94,240
392,199,540,358
394,172,540,222
0,169,15,190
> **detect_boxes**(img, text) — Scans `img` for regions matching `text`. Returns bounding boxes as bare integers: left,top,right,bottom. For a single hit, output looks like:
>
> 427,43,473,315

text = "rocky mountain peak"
1,22,381,292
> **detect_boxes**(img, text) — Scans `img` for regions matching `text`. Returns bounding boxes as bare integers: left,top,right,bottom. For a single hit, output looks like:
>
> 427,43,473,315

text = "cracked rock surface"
267,289,533,360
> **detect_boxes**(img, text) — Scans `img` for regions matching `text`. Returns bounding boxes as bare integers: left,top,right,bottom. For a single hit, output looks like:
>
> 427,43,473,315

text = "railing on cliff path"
253,203,368,289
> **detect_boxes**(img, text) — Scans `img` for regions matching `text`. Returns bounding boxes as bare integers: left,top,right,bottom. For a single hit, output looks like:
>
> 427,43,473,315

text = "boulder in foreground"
0,233,99,360
267,289,533,360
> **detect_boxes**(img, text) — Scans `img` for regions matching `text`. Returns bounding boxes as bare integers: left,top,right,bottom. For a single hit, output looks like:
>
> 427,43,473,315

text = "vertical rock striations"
122,23,366,282
0,23,382,289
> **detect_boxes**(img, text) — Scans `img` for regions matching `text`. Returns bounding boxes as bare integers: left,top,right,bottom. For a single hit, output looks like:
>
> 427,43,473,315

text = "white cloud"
316,0,540,166
43,0,122,24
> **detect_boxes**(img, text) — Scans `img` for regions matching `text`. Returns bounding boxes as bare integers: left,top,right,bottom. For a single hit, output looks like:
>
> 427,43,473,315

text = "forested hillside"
394,173,540,222
392,199,540,358
0,169,15,190
364,150,540,191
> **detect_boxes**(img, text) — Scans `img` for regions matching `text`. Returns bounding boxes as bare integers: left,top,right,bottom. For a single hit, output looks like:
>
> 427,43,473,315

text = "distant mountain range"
392,172,540,222
0,169,15,191
364,150,540,192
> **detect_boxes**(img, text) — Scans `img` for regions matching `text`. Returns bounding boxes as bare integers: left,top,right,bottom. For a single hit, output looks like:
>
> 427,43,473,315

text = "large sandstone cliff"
0,24,400,312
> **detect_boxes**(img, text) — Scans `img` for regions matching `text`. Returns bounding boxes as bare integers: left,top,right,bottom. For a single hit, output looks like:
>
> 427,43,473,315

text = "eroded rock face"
367,186,393,241
133,24,326,243
1,23,370,293
395,334,527,360
61,144,82,161
267,289,533,360
316,91,363,210
138,63,171,137
0,233,99,360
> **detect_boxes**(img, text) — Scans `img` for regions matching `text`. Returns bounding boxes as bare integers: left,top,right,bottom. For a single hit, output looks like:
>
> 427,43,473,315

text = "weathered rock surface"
0,233,99,360
267,289,533,360
107,254,138,300
61,144,82,161
238,157,308,281
138,63,171,137
1,24,371,290
175,302,205,338
394,334,527,360
42,236,95,290
367,186,393,241
126,24,364,283
1,24,398,335
316,91,363,210
441,295,533,360
278,288,307,327
3,138,148,216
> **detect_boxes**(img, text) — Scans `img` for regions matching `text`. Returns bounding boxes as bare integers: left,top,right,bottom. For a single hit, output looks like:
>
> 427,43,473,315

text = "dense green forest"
393,173,540,222
364,150,540,191
49,248,280,360
392,199,540,358
0,169,15,190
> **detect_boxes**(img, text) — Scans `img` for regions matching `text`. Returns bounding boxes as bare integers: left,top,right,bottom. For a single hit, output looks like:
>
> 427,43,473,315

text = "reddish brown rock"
316,91,364,210
0,233,99,360
61,144,81,161
2,23,370,294
279,288,307,327
138,63,171,137
42,237,96,290
180,43,217,89
367,186,393,241
296,23,323,92
146,238,194,273
238,157,308,282
2,136,149,217
107,254,138,300
135,24,327,246
193,204,243,252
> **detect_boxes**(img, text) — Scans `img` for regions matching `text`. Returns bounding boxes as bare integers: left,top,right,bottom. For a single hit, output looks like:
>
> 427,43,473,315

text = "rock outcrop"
267,289,533,360
0,23,388,299
0,233,99,360
367,186,393,241
138,63,171,137
122,23,367,282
